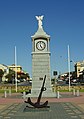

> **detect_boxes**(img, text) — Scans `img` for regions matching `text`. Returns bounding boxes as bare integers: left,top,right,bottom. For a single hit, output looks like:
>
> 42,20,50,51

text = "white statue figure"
36,15,44,29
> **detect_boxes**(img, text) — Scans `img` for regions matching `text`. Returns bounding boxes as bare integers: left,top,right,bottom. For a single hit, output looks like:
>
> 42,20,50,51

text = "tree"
0,69,4,82
18,72,30,79
0,69,4,77
72,71,77,79
5,69,15,83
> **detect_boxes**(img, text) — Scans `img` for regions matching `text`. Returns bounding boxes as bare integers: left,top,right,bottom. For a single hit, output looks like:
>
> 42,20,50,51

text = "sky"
0,0,84,77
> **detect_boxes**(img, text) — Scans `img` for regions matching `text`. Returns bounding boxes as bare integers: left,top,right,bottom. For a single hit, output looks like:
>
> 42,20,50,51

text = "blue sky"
0,0,84,77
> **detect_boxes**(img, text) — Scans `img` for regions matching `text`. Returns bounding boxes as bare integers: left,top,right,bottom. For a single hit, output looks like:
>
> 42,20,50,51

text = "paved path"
0,102,84,119
0,92,84,119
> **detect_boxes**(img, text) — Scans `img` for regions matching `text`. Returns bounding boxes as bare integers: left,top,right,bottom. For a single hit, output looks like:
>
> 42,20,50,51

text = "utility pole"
15,46,17,92
68,45,71,91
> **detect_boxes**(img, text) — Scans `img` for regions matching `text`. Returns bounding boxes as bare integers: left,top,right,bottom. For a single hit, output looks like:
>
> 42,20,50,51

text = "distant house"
0,64,9,81
75,61,84,78
8,64,29,80
8,64,22,73
60,72,73,80
0,64,30,82
0,64,9,73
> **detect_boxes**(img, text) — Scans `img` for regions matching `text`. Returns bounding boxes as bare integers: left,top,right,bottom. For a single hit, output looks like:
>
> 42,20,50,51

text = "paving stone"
71,115,79,118
4,117,11,119
0,115,3,118
68,112,75,115
66,109,72,112
79,115,84,118
74,110,82,114
11,110,17,113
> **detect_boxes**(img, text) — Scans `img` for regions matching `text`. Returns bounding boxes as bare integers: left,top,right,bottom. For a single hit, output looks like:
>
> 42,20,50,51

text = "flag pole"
15,46,17,92
68,45,71,91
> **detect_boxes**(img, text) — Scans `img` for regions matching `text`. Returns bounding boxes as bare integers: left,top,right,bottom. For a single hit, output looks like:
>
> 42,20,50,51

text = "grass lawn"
0,88,84,94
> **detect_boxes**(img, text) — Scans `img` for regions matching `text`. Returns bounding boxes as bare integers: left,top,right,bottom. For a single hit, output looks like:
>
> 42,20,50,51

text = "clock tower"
30,16,55,97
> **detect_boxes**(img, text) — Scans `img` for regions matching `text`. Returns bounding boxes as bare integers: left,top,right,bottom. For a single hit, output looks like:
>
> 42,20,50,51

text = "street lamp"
15,46,17,92
68,45,71,91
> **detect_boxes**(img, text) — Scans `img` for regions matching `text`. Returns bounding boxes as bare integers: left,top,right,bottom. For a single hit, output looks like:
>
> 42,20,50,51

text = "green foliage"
5,69,15,81
19,72,30,79
5,68,30,83
0,69,4,77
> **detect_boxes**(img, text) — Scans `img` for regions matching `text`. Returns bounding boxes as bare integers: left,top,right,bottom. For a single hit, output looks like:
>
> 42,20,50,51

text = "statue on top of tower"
35,15,44,29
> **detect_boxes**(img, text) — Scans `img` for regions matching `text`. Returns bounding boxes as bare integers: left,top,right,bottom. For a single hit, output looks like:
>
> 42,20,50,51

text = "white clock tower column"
30,16,55,97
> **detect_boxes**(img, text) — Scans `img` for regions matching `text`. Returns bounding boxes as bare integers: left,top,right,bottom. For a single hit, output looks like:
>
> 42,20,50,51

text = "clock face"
36,41,46,51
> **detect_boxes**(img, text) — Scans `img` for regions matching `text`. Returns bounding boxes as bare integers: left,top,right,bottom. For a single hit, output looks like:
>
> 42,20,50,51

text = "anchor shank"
37,75,46,104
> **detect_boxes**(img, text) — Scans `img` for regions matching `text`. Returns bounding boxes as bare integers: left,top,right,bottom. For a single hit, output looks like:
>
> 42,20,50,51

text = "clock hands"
40,43,43,48
36,41,46,50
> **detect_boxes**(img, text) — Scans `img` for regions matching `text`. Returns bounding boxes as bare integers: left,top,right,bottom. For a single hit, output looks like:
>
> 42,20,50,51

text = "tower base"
26,88,56,98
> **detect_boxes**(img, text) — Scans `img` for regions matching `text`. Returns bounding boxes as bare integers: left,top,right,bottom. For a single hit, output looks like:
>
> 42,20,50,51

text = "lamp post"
15,46,17,92
68,45,71,91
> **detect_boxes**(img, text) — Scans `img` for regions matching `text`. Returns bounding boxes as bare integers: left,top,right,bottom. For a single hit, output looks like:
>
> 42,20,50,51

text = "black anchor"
24,75,50,108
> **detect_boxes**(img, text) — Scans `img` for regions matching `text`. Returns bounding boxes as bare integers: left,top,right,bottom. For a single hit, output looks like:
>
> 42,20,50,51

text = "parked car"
4,78,20,84
19,79,26,82
66,78,79,85
79,78,84,85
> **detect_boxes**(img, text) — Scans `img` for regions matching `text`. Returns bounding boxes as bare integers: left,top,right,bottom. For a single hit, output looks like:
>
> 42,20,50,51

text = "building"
8,64,22,72
0,64,9,81
8,64,27,80
0,64,9,72
75,61,84,78
0,64,27,82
